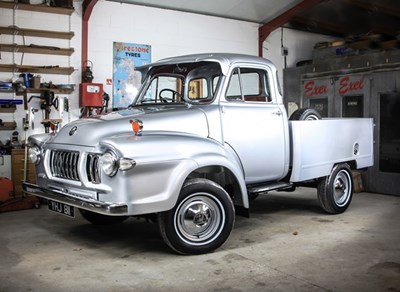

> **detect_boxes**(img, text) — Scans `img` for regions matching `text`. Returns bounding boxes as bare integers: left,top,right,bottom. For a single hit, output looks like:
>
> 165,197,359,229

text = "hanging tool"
30,107,39,130
27,91,58,133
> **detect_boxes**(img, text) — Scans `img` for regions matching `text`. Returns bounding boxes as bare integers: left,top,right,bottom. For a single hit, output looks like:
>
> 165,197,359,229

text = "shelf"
0,121,17,131
18,87,74,95
0,43,74,56
0,1,74,15
0,64,74,75
0,88,14,93
0,104,17,113
0,26,74,40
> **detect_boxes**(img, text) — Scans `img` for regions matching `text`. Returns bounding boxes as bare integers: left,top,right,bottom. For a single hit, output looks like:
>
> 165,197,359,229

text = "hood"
50,105,209,147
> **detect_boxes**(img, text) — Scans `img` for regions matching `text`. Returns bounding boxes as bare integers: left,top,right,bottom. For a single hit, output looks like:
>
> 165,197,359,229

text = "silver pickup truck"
23,53,373,254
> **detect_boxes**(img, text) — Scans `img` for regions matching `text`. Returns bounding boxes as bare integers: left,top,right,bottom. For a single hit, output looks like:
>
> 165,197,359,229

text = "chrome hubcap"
175,193,224,245
333,170,351,207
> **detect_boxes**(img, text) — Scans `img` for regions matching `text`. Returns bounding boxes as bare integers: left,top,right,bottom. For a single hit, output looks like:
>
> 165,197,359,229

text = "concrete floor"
0,188,399,292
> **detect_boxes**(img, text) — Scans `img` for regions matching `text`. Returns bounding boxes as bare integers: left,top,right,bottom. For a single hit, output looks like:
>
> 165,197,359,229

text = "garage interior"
1,0,399,291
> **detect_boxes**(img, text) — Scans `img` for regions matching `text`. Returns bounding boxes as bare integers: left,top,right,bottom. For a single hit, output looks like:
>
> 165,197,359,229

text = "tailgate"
289,118,373,182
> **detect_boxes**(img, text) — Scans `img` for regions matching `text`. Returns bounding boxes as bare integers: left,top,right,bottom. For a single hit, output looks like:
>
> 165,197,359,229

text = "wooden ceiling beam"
291,13,398,38
343,0,400,18
289,15,349,37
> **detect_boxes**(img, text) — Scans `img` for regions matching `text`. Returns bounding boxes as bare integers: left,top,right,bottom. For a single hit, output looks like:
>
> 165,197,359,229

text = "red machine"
80,83,104,107
0,177,13,202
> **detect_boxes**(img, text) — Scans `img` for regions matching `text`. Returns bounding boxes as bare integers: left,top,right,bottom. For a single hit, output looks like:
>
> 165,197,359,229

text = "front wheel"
317,163,353,214
158,178,235,254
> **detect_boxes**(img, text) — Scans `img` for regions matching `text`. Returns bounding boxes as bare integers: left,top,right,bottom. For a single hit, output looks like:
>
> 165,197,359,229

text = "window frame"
224,66,272,103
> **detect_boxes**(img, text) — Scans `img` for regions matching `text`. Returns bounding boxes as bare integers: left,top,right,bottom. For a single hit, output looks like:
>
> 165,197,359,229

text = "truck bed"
289,118,374,182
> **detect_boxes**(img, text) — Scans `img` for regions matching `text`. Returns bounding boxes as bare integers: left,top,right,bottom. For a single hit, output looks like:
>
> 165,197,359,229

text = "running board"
247,182,293,194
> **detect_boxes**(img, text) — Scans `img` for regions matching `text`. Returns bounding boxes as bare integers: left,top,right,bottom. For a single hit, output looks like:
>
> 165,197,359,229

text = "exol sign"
303,80,328,97
338,76,364,95
303,76,365,97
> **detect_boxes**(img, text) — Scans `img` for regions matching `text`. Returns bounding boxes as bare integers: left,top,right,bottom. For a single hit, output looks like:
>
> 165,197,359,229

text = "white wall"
262,27,335,84
88,1,259,100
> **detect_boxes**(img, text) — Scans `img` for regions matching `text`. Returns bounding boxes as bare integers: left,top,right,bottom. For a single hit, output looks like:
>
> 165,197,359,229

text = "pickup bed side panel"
289,118,374,182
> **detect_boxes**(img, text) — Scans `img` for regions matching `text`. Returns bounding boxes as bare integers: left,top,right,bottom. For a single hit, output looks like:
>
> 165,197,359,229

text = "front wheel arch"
186,165,248,211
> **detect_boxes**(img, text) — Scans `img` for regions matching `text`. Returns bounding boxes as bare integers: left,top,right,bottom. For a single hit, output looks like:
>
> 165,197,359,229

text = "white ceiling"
107,0,303,23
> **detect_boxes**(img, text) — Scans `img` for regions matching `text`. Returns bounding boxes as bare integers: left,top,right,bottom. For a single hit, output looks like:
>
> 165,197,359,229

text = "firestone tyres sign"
113,42,151,108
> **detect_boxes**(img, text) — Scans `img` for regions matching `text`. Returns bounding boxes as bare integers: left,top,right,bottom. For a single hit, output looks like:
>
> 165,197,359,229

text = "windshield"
133,61,222,105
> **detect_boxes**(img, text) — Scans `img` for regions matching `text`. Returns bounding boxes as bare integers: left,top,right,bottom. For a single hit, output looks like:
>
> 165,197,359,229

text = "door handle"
272,110,282,116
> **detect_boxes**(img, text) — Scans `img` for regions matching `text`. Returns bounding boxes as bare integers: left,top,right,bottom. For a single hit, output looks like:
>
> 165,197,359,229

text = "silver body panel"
289,118,374,182
23,53,374,216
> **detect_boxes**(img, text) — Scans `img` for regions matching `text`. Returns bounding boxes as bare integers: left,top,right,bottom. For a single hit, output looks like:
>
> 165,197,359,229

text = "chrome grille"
49,150,80,181
86,154,101,184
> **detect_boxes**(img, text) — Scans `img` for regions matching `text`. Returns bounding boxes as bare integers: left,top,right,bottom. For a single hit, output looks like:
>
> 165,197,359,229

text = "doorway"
369,92,400,195
379,93,400,174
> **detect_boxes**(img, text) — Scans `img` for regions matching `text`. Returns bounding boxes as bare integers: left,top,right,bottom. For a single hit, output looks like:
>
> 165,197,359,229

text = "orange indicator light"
130,119,143,136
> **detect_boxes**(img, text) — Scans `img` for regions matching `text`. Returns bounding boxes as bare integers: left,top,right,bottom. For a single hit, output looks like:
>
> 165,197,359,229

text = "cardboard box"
352,171,365,193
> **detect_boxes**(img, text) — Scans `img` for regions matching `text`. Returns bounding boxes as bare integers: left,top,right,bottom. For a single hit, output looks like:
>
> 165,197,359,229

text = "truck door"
220,66,286,183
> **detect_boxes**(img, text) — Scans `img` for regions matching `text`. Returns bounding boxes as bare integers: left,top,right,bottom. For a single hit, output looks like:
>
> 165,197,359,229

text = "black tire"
289,108,321,120
317,163,353,214
79,209,129,225
158,178,235,255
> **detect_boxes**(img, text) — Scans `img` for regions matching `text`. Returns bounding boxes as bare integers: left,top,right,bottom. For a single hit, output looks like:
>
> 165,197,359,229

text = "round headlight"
28,146,41,165
100,151,118,177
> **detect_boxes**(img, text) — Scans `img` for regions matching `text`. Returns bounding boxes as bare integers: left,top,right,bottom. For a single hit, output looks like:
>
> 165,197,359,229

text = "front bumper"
22,182,128,216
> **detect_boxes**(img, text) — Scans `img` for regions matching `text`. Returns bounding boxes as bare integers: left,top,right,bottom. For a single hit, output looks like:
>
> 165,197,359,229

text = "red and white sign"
303,75,365,98
338,76,364,95
303,80,329,97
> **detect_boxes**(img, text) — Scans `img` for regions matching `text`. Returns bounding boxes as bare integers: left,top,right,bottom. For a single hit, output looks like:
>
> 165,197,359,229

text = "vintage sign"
303,79,329,97
338,76,364,95
303,75,365,98
113,42,151,108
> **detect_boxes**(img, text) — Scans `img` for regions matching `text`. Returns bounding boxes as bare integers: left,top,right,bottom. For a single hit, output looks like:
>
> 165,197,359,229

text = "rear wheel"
158,178,235,254
317,163,353,214
79,209,129,225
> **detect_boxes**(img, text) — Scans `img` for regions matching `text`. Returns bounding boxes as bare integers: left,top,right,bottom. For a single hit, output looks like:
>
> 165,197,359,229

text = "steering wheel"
159,89,182,103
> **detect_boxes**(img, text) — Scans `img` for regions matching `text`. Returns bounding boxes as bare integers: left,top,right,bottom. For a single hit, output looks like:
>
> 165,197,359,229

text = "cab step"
247,182,293,194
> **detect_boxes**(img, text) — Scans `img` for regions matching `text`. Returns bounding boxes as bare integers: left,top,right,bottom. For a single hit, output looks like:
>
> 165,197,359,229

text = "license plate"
48,200,75,217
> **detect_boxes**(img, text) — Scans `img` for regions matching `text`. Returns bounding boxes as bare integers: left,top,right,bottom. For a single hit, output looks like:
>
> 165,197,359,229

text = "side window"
225,67,271,102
